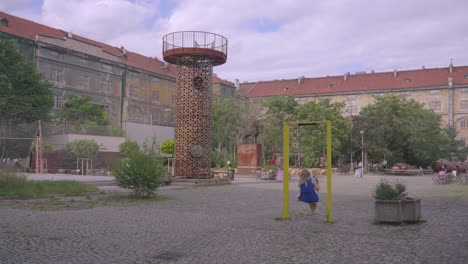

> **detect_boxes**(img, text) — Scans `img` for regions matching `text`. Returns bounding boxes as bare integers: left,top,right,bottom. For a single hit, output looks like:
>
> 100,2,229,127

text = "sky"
1,0,468,83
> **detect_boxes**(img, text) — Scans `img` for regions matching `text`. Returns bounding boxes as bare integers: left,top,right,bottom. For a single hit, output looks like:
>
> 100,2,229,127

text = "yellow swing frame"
280,121,333,222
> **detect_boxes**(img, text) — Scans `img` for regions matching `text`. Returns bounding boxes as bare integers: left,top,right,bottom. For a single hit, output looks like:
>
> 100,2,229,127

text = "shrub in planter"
373,179,421,223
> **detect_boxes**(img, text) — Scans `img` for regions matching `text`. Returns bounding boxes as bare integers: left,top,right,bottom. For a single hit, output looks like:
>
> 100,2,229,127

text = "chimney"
0,17,9,27
297,76,304,84
449,59,453,73
344,72,350,81
235,79,240,90
67,32,73,38
393,70,397,78
448,77,453,88
422,66,425,70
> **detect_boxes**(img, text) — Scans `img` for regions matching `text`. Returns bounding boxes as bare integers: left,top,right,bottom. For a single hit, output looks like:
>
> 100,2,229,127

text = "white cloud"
2,0,468,82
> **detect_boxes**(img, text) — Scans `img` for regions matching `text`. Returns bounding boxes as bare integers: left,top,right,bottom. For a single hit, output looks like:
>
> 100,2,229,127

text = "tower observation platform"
162,31,227,66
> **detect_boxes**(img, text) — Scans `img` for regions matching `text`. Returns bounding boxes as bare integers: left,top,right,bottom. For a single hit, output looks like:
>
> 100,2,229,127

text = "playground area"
1,173,468,263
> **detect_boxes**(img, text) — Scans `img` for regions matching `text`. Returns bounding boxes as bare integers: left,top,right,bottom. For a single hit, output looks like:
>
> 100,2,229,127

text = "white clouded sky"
1,0,468,82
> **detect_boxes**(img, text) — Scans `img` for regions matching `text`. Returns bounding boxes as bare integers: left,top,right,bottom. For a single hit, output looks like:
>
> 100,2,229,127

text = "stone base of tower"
237,144,263,174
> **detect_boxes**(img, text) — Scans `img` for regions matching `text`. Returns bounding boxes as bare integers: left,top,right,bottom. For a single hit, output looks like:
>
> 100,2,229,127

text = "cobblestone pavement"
1,175,468,264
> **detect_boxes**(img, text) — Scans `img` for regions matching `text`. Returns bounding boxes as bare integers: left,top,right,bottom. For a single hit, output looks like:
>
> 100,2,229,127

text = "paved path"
1,174,468,263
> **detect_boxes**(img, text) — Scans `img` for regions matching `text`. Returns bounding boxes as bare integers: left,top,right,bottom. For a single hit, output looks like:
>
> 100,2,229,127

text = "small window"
430,90,440,95
102,80,112,93
170,113,176,125
327,84,333,88
347,95,357,100
129,87,139,97
128,104,143,120
152,77,160,84
429,101,441,111
461,88,468,93
53,96,63,109
152,110,161,125
50,51,63,60
374,93,384,97
345,105,358,115
152,91,160,102
401,91,411,96
171,95,176,106
460,119,467,128
460,100,468,110
404,78,411,83
282,87,289,91
50,68,63,82
78,75,89,89
464,74,468,79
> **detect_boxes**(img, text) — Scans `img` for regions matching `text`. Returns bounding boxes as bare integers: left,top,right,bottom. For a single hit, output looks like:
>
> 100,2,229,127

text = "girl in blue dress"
298,169,320,213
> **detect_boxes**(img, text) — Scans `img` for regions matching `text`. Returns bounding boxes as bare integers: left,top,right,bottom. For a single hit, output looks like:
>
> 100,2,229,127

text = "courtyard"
1,174,468,264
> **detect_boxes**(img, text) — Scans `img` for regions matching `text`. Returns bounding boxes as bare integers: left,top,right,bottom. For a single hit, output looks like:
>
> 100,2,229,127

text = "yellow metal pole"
282,123,290,219
326,121,333,222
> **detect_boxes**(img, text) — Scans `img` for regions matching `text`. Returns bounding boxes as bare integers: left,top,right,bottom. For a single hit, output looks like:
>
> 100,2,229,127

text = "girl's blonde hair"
298,169,311,187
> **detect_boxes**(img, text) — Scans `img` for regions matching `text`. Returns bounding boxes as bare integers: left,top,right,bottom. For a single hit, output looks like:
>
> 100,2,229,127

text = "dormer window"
0,18,9,27
404,78,412,83
327,84,333,88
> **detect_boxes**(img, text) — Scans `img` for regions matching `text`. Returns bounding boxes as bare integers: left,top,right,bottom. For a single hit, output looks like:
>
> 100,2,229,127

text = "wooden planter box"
375,200,403,223
375,199,421,223
401,199,421,222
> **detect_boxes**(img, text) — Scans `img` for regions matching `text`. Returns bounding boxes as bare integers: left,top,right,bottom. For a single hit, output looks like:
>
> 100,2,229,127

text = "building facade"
239,65,468,143
0,12,236,146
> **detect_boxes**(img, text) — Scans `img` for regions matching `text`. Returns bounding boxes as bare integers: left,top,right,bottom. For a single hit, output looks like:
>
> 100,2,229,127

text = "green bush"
70,139,99,159
373,179,407,200
0,167,26,188
112,137,165,198
119,140,140,157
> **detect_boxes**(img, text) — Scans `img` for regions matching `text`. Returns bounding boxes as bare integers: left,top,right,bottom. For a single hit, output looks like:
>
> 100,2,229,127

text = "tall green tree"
296,99,350,167
0,40,53,121
0,40,53,158
354,95,451,166
258,96,299,162
212,97,242,166
57,94,110,125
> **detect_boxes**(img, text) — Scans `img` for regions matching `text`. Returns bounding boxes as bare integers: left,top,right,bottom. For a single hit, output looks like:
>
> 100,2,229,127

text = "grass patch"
0,168,99,198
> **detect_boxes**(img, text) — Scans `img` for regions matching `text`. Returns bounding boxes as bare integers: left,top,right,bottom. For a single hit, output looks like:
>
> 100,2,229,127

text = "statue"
238,119,264,144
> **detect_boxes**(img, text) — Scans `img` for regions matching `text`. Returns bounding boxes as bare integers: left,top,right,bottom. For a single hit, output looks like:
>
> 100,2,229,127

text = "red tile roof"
240,66,468,98
0,11,233,85
212,75,234,86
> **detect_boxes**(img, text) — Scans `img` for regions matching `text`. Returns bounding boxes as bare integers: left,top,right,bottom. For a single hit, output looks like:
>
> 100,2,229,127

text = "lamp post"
360,130,364,178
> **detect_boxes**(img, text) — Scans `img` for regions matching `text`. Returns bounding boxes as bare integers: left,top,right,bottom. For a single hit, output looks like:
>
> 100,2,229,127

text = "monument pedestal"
237,144,263,174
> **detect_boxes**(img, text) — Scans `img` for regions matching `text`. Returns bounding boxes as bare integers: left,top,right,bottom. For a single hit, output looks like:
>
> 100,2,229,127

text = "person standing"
297,169,320,213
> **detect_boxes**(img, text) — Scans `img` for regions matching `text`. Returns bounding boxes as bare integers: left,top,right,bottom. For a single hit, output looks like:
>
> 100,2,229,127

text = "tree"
258,96,299,162
70,139,99,159
354,95,451,166
113,137,166,197
0,40,53,159
160,139,175,156
0,40,52,121
296,99,350,167
58,94,110,125
212,97,243,167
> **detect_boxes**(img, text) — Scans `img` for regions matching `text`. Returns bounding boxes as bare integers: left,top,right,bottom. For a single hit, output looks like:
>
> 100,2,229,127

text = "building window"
295,97,309,103
347,95,357,100
130,71,139,78
152,110,161,125
170,113,176,125
345,105,358,115
320,96,331,101
152,91,160,102
102,79,112,93
428,101,441,111
401,91,411,96
460,100,468,110
170,82,176,88
78,75,89,89
152,77,160,84
53,96,63,109
430,90,440,95
461,88,468,93
460,119,468,128
130,87,139,97
171,95,176,106
464,74,468,79
404,78,411,83
374,93,384,97
50,68,63,82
